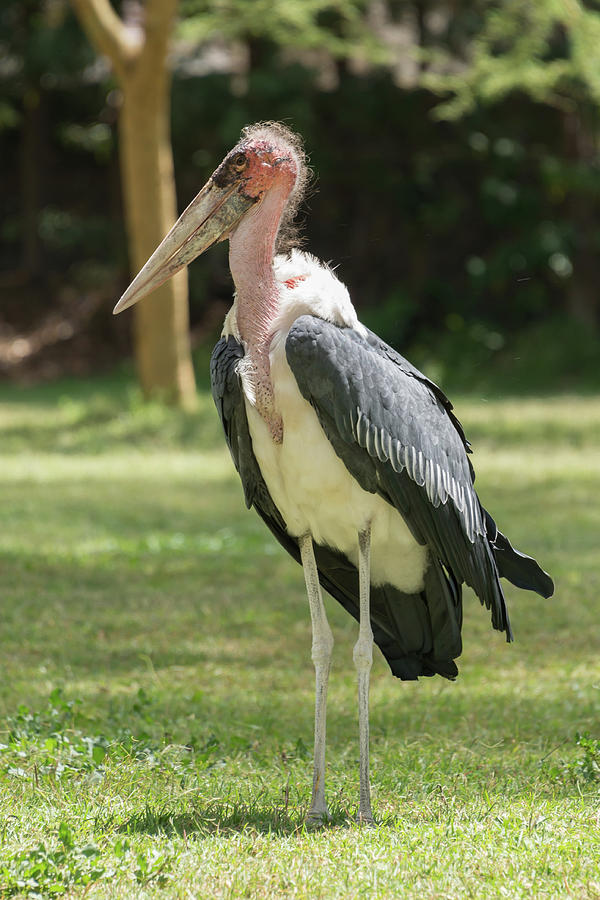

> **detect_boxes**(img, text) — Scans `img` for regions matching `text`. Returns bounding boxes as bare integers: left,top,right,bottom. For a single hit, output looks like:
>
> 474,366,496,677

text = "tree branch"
142,0,179,64
70,0,141,77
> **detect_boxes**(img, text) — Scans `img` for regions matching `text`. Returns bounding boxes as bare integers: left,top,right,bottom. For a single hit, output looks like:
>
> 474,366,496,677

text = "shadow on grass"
108,763,594,838
115,800,350,838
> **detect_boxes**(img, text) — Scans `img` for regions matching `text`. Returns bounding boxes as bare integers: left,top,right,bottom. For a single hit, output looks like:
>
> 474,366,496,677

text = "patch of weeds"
1,690,115,781
570,733,600,783
113,839,171,888
1,691,157,782
5,689,80,741
132,847,172,886
1,690,111,780
0,822,105,898
0,691,217,786
0,826,173,898
547,732,600,785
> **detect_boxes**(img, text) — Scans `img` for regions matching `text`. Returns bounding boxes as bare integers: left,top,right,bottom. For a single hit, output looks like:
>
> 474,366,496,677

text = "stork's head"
114,122,308,314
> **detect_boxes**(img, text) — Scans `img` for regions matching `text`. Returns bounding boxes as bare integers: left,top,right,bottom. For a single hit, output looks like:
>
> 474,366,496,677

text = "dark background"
2,0,599,393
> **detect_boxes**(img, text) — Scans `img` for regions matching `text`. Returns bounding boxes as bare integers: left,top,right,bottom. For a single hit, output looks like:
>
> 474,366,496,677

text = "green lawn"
0,375,599,898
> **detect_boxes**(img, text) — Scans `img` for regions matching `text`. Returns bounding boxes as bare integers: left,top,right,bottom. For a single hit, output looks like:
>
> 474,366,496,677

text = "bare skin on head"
225,134,301,443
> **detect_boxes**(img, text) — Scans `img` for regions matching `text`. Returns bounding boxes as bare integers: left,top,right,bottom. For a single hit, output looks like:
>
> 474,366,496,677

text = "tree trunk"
119,63,196,406
562,108,599,330
70,0,197,407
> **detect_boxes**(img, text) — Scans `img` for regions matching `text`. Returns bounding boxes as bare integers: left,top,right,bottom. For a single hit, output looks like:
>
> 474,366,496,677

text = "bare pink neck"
229,181,292,442
229,183,290,347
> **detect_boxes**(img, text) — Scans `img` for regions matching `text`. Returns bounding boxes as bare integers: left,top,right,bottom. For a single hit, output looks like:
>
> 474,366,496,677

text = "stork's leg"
354,524,374,824
299,533,334,823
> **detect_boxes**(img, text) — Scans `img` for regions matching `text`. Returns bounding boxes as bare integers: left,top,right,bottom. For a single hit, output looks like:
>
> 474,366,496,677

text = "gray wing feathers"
293,317,483,542
349,377,483,542
286,315,512,637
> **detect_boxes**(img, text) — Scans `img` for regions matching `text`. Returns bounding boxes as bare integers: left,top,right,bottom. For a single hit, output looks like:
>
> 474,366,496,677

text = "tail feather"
484,509,554,599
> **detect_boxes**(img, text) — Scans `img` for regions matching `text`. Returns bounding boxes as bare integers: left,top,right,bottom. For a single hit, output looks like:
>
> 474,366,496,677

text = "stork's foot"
355,808,375,827
305,802,331,827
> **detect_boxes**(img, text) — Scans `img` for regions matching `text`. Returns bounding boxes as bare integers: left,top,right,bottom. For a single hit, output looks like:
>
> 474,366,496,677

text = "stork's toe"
355,808,376,826
305,806,331,827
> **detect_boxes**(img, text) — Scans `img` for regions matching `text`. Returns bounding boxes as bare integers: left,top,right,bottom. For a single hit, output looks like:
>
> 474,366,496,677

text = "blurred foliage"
178,0,382,58
0,0,95,91
411,313,600,396
424,0,600,118
422,0,600,336
0,0,599,386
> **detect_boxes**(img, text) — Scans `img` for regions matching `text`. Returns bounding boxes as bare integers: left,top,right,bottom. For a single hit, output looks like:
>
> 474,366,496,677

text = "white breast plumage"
237,251,428,593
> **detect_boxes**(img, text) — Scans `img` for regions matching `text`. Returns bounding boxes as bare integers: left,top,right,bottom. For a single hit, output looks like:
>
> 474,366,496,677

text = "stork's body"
225,250,427,594
115,123,554,824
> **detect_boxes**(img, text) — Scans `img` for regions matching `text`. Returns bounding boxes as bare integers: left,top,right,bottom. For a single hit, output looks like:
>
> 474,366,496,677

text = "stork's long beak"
113,178,256,315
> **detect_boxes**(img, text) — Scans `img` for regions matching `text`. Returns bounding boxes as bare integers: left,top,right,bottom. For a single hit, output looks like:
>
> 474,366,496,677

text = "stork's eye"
232,153,247,171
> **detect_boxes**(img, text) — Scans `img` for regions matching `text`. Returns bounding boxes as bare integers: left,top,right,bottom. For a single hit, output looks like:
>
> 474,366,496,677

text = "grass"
0,372,599,898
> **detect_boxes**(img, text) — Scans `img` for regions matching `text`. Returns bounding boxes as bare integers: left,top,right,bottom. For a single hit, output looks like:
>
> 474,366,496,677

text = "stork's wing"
286,315,553,635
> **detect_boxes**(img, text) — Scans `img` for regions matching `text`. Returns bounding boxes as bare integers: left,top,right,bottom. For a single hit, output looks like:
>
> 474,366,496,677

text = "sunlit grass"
0,374,599,897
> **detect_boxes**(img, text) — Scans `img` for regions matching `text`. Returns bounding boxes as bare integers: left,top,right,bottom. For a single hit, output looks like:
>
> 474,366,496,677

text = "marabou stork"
114,122,554,824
